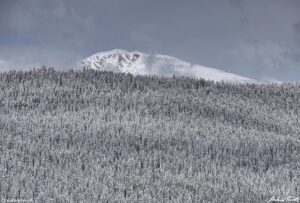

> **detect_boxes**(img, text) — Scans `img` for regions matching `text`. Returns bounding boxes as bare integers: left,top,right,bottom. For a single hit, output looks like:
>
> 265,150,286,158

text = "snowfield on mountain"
80,49,256,83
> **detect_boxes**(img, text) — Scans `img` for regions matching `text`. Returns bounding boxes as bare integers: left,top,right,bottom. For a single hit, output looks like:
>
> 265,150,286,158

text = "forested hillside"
1,68,300,202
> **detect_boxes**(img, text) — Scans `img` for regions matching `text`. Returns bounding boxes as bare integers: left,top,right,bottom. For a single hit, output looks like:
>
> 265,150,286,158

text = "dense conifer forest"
1,68,300,202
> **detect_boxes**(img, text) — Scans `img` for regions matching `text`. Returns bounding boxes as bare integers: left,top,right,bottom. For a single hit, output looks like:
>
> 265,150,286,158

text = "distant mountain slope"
80,49,256,83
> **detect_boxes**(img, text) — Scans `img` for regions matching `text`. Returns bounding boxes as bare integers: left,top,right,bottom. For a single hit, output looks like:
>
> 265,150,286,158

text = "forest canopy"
0,68,300,202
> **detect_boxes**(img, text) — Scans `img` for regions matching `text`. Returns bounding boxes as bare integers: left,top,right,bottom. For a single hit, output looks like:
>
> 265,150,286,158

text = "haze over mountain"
81,49,256,83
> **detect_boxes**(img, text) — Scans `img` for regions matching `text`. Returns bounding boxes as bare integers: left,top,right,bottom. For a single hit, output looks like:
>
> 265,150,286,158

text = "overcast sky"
1,0,300,81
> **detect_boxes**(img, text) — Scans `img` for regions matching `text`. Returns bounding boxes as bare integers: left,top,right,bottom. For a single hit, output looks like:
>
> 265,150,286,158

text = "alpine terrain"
81,49,255,83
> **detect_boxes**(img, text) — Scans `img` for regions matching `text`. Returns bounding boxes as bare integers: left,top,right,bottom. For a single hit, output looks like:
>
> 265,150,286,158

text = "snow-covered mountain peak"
80,49,144,73
80,49,256,83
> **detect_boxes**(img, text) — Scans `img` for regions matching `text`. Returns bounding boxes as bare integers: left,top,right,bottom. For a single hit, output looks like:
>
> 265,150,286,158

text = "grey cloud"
294,21,300,43
294,21,300,33
285,52,300,63
227,0,244,12
1,0,300,80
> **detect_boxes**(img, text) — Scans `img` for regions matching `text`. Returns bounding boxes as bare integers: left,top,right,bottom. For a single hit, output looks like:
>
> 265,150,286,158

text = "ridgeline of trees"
1,68,300,202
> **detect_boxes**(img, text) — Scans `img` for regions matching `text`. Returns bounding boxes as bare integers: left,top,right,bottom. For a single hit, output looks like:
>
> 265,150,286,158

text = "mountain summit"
80,49,255,83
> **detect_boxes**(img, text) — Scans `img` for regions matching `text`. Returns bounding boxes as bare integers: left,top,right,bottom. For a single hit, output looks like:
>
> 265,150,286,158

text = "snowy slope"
80,49,256,83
